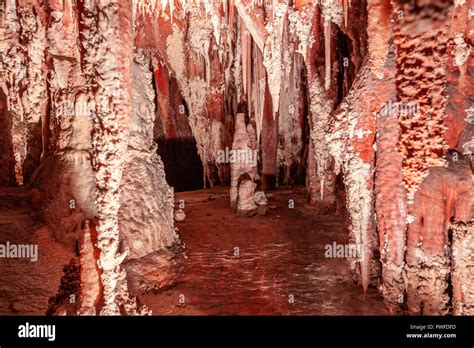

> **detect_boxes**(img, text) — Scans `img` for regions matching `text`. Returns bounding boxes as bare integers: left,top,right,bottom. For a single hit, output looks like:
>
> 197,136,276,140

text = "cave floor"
0,187,74,315
141,187,388,315
0,186,387,315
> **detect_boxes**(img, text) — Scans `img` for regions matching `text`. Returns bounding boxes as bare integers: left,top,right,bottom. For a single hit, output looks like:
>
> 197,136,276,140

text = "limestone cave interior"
0,0,473,317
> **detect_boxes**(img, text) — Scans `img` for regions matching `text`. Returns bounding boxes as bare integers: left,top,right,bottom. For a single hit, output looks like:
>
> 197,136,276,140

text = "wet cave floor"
0,186,387,315
0,187,74,315
141,187,387,315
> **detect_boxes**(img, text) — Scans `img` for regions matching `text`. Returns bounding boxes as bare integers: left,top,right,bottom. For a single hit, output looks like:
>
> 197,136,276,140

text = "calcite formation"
0,0,472,316
230,112,258,214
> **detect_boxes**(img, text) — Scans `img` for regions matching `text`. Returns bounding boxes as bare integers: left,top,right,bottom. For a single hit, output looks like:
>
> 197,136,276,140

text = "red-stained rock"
1,0,473,317
406,159,474,314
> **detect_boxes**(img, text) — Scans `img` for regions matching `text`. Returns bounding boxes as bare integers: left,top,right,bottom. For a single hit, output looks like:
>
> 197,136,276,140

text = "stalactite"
445,0,474,160
302,0,342,210
307,72,335,209
323,18,331,91
241,24,249,96
163,4,224,187
132,0,158,19
327,60,381,294
204,0,221,45
344,0,348,28
234,0,267,52
118,51,178,259
253,39,266,142
367,0,392,79
18,3,48,183
233,17,244,104
405,159,473,315
246,35,252,123
276,33,305,185
263,0,288,118
319,0,343,91
288,1,318,62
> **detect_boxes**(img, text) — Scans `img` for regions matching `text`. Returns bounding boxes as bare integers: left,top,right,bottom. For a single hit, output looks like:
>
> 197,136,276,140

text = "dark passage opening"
336,30,354,108
156,137,204,192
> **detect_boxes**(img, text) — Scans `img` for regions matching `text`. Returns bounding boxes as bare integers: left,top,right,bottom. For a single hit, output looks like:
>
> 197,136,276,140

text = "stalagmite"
230,112,258,214
237,179,258,214
78,221,100,315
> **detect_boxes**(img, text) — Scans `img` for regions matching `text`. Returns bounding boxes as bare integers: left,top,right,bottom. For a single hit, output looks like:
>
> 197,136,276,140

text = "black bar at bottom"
0,316,472,346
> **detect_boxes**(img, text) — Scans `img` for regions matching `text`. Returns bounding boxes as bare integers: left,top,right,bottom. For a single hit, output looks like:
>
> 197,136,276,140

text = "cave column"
81,0,148,315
